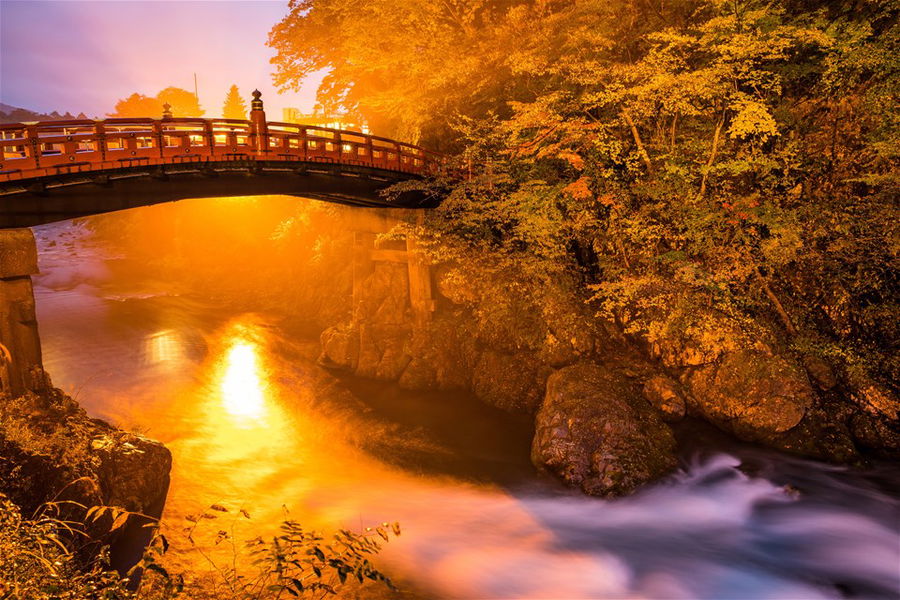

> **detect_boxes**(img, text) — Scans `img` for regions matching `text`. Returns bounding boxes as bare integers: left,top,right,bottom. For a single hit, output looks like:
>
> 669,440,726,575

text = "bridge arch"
0,91,442,228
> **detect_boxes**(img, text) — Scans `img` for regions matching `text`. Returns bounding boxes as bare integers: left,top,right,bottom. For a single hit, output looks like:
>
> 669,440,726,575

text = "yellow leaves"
728,98,779,141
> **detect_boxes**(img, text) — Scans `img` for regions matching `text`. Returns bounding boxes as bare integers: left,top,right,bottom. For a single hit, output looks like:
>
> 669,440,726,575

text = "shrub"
0,495,400,600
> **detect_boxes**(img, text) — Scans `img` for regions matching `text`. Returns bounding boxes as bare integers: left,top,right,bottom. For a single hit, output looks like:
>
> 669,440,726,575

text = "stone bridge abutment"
0,229,44,397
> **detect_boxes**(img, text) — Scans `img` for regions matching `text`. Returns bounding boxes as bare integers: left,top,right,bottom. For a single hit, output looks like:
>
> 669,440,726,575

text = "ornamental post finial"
162,102,172,119
251,89,263,112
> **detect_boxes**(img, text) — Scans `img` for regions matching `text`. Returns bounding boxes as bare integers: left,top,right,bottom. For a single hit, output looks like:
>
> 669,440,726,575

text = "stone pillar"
405,213,434,325
0,229,44,396
352,231,376,312
249,90,269,156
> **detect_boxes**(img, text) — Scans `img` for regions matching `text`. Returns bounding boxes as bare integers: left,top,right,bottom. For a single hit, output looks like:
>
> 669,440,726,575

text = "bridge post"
24,125,41,169
93,121,107,161
0,229,45,397
249,90,268,157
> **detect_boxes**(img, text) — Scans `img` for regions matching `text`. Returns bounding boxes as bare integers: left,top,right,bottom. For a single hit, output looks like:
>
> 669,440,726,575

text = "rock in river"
532,363,678,497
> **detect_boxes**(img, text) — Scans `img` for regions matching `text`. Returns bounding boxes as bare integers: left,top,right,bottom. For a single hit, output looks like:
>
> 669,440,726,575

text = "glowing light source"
220,340,266,421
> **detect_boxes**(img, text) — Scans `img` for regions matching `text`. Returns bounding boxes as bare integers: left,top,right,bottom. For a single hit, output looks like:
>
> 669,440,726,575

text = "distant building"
281,107,368,133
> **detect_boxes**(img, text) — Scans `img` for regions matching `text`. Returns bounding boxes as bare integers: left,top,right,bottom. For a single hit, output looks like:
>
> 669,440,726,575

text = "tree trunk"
622,109,654,175
757,269,799,336
697,111,726,198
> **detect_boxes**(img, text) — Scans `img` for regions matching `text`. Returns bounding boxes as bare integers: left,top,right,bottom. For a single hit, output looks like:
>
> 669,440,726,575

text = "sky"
0,0,323,119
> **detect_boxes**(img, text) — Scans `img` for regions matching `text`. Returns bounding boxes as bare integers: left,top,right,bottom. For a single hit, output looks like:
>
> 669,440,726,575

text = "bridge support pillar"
0,229,45,397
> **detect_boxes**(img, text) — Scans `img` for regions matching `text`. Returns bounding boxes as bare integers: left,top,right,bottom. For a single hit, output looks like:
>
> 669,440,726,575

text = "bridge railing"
0,116,443,183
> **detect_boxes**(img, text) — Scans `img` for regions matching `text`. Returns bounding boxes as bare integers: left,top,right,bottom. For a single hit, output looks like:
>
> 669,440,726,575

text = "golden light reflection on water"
144,329,183,364
103,317,570,598
221,340,267,422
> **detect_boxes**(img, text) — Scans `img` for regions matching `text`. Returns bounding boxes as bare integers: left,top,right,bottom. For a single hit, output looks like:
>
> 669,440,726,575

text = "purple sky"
0,0,322,119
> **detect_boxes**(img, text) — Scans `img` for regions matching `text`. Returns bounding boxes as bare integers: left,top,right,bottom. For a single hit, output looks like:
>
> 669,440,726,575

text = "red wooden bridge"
0,91,442,227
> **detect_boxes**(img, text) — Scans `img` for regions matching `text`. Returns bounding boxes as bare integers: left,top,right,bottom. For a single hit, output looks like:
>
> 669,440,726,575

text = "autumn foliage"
109,87,204,118
271,0,898,405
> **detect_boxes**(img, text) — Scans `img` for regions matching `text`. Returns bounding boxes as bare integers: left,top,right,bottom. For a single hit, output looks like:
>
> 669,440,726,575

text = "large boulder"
90,430,171,518
681,350,859,461
682,350,813,439
398,356,439,390
847,378,900,457
531,363,678,497
850,412,900,456
471,350,547,413
360,323,411,380
354,263,410,325
642,374,687,422
319,325,359,370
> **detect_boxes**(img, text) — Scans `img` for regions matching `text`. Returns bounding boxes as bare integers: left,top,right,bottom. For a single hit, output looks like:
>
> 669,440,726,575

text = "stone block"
0,229,38,278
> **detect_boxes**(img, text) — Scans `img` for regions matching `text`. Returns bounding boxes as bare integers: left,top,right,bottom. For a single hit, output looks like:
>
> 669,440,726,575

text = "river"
32,212,900,599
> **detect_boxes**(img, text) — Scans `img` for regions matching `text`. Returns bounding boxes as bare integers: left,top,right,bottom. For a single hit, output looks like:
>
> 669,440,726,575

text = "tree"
156,87,204,117
109,92,162,117
222,84,247,120
109,88,204,118
268,0,699,144
268,0,537,143
273,0,899,396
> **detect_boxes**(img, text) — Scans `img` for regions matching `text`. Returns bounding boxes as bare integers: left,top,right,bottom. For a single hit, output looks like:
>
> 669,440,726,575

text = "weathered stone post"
249,90,269,156
405,212,434,326
352,231,376,311
0,229,44,396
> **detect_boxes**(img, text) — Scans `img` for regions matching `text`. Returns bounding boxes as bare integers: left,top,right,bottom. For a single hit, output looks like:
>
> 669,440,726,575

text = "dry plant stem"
669,113,678,152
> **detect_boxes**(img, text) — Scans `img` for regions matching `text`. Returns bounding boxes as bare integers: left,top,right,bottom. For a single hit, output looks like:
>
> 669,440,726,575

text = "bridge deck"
0,114,442,227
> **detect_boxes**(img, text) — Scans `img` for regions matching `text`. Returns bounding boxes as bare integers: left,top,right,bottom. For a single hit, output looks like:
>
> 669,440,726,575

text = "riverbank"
0,384,171,575
17,214,900,598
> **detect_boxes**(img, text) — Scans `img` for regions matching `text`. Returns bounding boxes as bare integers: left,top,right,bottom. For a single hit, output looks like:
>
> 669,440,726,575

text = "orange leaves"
562,178,623,209
598,194,619,207
563,176,593,200
558,150,584,170
720,196,760,223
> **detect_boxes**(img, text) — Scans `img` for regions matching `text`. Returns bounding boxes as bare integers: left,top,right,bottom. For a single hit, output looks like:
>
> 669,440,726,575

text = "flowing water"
32,216,900,599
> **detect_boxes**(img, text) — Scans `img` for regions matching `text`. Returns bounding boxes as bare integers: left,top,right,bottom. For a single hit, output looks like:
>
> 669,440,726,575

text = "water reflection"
220,338,267,422
189,320,295,476
144,329,184,365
